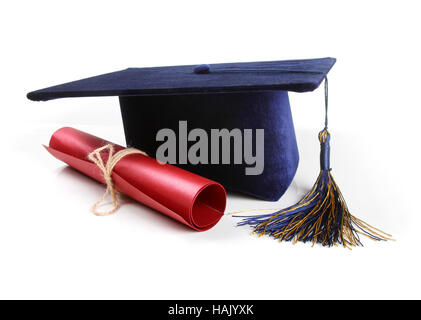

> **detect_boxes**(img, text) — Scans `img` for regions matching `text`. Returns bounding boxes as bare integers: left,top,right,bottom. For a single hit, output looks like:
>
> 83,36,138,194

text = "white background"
1,0,420,299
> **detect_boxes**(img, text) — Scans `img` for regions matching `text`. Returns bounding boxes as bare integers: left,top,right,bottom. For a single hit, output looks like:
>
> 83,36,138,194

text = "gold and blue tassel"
236,78,392,248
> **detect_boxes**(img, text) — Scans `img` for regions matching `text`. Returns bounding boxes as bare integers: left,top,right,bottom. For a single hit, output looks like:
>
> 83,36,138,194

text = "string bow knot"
87,144,146,216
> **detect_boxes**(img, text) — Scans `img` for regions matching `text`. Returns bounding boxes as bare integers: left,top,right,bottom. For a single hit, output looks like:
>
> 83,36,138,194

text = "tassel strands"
236,78,393,248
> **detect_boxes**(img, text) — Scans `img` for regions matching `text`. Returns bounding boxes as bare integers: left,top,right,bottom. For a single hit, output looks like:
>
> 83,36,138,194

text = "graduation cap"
27,58,334,201
27,57,392,247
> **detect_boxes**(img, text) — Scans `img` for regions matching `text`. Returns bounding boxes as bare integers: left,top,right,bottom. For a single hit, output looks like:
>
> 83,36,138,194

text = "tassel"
236,78,393,248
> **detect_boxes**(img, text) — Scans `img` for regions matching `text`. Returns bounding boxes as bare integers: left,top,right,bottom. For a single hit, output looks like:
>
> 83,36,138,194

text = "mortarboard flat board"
27,57,336,201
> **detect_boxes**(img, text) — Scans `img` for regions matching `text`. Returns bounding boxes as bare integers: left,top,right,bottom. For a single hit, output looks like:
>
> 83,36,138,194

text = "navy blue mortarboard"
27,57,393,247
27,58,334,100
27,57,335,202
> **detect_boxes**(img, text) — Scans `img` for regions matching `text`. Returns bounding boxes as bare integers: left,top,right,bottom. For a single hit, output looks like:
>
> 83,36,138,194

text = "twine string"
87,144,147,216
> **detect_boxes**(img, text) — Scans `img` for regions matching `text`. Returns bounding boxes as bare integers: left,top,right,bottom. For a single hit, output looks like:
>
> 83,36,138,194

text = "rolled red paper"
45,127,226,231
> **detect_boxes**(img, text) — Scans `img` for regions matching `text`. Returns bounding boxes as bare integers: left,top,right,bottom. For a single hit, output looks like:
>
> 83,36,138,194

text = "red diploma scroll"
45,127,226,231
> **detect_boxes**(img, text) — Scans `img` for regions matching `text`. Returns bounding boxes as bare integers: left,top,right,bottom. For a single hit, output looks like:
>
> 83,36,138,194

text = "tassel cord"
235,77,393,247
